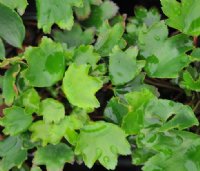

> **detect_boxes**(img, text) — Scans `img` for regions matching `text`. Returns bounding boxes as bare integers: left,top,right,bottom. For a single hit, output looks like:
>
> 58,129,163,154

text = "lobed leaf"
36,0,83,33
75,121,131,170
23,37,65,87
62,63,103,109
33,143,74,171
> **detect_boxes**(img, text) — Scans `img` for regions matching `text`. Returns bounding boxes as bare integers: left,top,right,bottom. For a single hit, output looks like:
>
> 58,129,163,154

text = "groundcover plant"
1,0,200,170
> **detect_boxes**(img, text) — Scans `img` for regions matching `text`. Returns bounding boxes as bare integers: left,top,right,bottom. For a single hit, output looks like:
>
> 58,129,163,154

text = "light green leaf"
29,115,84,146
0,0,28,15
2,64,20,105
161,0,200,36
16,88,40,114
0,39,5,60
144,99,199,131
33,143,74,171
142,131,200,171
75,121,131,170
53,23,94,48
100,0,119,20
39,98,65,124
0,136,27,171
62,63,103,109
30,166,42,171
73,45,100,68
180,71,200,92
0,3,25,48
36,0,83,33
122,89,155,134
95,22,124,57
139,21,193,78
23,37,65,87
0,106,32,135
109,46,145,85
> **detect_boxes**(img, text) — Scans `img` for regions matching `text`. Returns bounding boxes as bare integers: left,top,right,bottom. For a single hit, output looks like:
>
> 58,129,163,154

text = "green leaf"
122,89,155,134
75,121,131,170
114,73,159,98
29,120,64,146
75,0,91,20
39,98,65,124
83,1,118,28
0,39,5,60
104,97,129,125
36,0,83,33
0,0,28,15
142,131,200,171
0,3,25,48
73,45,100,69
100,0,119,20
95,22,124,57
16,88,40,114
161,0,200,36
2,64,20,105
0,136,27,171
144,99,199,131
0,106,32,135
180,71,200,92
139,21,193,78
29,115,83,146
23,37,65,87
134,6,161,27
53,23,94,48
33,143,74,171
109,46,145,85
30,166,42,171
62,63,103,109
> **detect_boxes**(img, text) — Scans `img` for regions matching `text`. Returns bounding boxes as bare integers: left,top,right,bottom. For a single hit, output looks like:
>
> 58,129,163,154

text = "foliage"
1,0,200,171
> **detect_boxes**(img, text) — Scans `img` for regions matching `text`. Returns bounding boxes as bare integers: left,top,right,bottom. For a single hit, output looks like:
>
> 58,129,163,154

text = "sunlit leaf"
62,63,103,109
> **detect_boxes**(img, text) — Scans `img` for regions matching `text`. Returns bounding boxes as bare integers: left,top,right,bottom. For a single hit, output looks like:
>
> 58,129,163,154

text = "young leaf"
2,64,20,105
0,106,32,135
109,46,145,85
29,115,83,146
23,37,65,87
161,0,200,36
180,71,200,92
53,23,94,48
0,38,5,60
73,45,100,68
39,98,65,124
62,63,103,109
33,143,74,171
122,89,155,134
0,3,25,48
75,121,131,170
36,0,83,33
95,22,124,57
139,21,193,78
0,136,27,171
0,0,28,15
16,88,40,114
